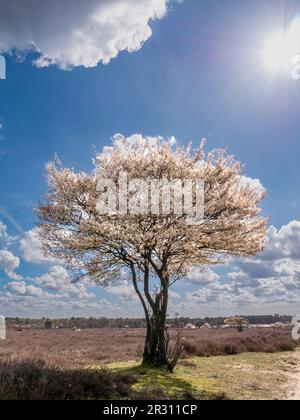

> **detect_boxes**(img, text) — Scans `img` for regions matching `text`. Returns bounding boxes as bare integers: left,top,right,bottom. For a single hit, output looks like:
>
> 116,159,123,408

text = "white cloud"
102,133,177,157
263,221,300,260
0,0,170,69
0,220,17,246
230,221,300,281
239,176,266,195
1,278,120,318
186,220,300,312
228,271,260,288
186,267,220,285
0,249,22,280
20,228,57,264
106,279,137,302
0,221,7,239
35,265,95,299
6,281,46,298
35,265,70,291
169,290,181,299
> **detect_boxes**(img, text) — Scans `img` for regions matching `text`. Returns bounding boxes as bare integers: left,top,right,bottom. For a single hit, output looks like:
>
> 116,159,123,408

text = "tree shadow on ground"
106,361,229,400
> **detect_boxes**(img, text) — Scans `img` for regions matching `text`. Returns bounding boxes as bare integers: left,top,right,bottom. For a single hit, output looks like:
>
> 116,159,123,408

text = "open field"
0,328,298,400
0,327,297,367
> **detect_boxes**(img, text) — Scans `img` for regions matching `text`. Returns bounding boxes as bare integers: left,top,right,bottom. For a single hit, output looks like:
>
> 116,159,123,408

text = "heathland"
0,327,299,400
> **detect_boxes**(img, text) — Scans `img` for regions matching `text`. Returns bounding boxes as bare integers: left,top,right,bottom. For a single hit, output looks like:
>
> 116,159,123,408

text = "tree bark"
142,284,169,367
129,260,169,367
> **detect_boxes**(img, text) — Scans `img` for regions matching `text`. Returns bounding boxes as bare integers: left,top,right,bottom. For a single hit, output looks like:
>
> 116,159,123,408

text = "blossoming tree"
37,135,267,367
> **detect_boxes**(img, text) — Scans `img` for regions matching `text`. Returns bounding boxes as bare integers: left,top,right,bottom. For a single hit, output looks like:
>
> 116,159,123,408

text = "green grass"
93,350,299,400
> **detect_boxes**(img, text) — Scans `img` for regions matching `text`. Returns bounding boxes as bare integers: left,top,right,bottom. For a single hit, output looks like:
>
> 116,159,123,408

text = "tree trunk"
130,261,169,367
142,287,168,367
142,319,167,366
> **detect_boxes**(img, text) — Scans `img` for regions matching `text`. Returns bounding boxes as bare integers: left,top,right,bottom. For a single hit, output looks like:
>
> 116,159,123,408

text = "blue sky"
0,0,300,318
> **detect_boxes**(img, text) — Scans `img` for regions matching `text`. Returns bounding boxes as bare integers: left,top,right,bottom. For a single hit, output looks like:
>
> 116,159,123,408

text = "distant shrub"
182,328,298,358
224,343,239,355
44,320,53,330
264,345,276,353
277,341,296,352
183,341,197,354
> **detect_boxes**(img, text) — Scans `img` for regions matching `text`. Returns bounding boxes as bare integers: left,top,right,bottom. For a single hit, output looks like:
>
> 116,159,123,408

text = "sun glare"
262,18,300,74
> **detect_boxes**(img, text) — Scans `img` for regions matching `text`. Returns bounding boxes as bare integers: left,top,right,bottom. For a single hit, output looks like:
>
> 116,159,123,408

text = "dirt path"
287,350,300,400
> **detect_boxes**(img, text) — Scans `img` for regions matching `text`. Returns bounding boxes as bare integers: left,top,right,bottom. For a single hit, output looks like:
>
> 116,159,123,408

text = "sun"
262,31,295,73
262,18,300,74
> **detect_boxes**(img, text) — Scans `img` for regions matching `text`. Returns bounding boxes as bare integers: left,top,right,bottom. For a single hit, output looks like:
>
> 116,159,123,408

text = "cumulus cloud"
0,258,121,318
187,282,242,306
1,278,120,318
102,133,177,157
106,278,137,302
0,0,170,69
186,220,300,312
263,221,300,260
0,249,22,280
0,221,7,239
0,220,17,246
20,228,57,264
169,290,181,299
186,267,220,285
230,221,300,280
6,281,46,298
35,265,95,299
239,176,266,195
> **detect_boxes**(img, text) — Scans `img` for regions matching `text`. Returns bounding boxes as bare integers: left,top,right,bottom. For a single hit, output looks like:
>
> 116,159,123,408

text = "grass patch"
102,350,298,400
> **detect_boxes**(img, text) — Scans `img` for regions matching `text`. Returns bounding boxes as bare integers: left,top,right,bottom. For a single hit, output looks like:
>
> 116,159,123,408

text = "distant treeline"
6,314,292,330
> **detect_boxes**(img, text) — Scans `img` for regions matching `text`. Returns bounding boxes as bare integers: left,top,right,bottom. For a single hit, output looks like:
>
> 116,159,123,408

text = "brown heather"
1,328,296,369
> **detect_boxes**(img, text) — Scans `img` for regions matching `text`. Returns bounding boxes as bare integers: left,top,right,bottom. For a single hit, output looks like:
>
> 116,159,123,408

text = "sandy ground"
287,350,300,400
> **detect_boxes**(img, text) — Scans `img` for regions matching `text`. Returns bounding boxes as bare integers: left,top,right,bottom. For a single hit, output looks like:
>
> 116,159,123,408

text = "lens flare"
262,17,300,74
